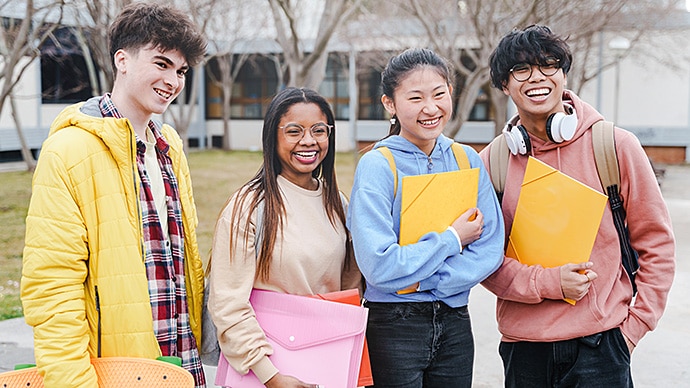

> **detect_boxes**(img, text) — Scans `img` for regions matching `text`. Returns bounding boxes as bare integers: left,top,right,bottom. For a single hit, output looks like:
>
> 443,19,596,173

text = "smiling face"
382,66,453,155
276,102,329,190
502,61,567,130
111,44,188,125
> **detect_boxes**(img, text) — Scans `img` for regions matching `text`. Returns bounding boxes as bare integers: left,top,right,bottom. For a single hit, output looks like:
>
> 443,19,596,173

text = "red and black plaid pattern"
99,94,205,387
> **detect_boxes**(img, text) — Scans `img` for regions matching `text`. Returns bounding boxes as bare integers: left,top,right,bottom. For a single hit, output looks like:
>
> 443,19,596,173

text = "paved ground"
1,164,688,386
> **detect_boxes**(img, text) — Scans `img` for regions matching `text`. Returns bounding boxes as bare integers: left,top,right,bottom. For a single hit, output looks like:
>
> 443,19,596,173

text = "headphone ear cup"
502,123,531,155
517,124,531,154
546,111,578,143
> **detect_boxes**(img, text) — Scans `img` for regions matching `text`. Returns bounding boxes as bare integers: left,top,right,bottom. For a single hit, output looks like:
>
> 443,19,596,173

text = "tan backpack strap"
451,142,470,169
487,134,509,197
378,146,398,198
592,120,619,193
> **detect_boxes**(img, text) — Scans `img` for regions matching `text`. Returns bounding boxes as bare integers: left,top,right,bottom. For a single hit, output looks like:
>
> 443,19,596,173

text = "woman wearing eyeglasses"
207,87,362,388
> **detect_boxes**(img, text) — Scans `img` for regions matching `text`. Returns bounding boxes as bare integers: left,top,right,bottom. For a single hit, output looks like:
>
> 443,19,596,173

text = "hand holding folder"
399,168,480,246
396,168,479,295
506,157,607,304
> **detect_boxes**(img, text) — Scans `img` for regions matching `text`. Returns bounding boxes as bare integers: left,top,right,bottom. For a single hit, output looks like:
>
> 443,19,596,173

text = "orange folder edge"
311,289,373,387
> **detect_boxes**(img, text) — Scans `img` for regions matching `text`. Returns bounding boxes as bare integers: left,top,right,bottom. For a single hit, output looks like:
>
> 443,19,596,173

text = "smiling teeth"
156,89,172,99
420,118,440,125
295,151,317,157
526,88,550,96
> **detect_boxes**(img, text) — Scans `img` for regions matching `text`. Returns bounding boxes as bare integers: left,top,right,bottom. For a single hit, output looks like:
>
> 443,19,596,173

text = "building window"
40,27,96,104
319,55,349,120
226,57,279,119
357,67,385,120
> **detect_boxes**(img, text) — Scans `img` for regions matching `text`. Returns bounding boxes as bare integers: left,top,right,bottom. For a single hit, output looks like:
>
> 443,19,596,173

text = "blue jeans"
363,301,474,388
498,327,633,387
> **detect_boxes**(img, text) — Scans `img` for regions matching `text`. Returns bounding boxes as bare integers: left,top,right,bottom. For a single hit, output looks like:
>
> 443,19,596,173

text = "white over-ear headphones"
502,104,578,155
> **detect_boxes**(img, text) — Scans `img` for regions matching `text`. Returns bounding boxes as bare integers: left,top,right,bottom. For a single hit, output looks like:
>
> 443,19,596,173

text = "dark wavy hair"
489,25,572,89
223,87,352,281
381,48,454,136
108,2,206,75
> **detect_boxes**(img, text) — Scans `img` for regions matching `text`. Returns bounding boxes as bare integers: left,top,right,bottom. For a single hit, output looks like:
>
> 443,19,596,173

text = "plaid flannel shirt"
99,94,206,387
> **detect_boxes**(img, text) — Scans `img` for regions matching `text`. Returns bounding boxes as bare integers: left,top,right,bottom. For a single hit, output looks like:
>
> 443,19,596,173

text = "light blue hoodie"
347,134,504,307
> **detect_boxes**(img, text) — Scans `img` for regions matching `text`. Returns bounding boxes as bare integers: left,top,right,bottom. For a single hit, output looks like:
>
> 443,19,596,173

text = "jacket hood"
50,97,135,154
526,89,605,152
373,134,457,173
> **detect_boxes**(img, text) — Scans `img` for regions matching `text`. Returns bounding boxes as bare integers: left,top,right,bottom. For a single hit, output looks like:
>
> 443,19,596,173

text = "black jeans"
364,301,474,388
499,327,633,388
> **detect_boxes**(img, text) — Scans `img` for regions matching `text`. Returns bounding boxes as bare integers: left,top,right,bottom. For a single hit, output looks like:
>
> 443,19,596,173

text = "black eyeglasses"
279,122,332,143
509,58,561,82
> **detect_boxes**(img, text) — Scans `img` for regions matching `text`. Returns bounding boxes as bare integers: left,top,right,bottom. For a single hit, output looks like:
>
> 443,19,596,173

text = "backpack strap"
591,120,639,295
378,143,470,198
255,200,264,260
592,120,620,193
378,146,398,197
487,134,510,203
451,142,470,169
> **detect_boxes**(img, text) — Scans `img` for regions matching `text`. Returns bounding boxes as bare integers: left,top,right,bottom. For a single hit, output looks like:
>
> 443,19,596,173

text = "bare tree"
372,0,676,138
204,0,269,150
69,0,133,95
269,0,363,89
0,0,64,171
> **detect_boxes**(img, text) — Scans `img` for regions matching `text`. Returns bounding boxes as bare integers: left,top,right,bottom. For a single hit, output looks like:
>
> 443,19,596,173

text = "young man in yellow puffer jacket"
21,3,208,387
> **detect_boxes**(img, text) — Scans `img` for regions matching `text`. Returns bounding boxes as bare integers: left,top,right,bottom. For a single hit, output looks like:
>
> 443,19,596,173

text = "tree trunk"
10,94,36,171
221,80,233,150
490,89,509,137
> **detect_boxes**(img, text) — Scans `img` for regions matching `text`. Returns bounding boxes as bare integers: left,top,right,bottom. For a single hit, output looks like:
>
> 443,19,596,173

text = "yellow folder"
399,168,479,246
506,157,607,303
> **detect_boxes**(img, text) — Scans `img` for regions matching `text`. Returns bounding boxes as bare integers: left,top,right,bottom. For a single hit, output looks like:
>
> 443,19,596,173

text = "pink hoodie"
479,90,675,346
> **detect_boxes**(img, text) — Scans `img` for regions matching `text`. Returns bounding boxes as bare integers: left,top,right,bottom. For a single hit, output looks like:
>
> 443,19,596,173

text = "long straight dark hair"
220,87,352,281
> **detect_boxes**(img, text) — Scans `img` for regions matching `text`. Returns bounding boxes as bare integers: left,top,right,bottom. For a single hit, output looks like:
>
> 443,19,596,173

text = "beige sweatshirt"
208,175,360,384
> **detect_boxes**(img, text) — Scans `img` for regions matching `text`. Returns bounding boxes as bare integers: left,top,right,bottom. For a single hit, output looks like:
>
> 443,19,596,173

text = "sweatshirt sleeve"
208,196,278,384
615,130,675,345
21,149,99,388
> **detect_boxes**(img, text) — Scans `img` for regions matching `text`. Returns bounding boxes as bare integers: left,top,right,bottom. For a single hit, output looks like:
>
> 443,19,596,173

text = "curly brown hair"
108,2,206,75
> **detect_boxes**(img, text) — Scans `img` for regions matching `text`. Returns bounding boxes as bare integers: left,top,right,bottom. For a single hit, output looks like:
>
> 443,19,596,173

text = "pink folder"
215,289,369,388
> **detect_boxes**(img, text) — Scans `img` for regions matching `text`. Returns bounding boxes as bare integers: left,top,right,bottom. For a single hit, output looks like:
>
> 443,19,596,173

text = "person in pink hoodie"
479,25,675,387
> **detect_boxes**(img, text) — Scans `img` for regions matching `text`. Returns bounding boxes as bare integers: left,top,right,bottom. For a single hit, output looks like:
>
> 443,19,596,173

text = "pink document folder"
215,289,369,388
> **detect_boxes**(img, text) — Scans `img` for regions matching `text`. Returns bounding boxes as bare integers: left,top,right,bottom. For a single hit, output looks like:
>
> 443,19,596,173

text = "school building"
1,3,689,164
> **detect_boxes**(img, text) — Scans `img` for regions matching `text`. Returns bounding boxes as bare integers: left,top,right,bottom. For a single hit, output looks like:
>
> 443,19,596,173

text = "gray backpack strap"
592,120,620,192
255,199,264,259
488,134,510,202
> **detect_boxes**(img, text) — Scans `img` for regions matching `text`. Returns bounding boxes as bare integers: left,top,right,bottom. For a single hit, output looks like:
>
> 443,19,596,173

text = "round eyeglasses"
280,122,332,143
509,58,561,82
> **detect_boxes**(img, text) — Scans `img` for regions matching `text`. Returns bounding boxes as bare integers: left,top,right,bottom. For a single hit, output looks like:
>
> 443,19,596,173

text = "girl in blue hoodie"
346,48,504,387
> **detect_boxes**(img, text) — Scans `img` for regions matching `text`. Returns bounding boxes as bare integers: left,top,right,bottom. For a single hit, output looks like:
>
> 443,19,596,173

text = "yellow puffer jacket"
21,99,204,387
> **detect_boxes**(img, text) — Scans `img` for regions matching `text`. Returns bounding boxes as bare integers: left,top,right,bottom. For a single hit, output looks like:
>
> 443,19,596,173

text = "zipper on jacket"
427,155,434,172
95,285,102,357
127,123,146,262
